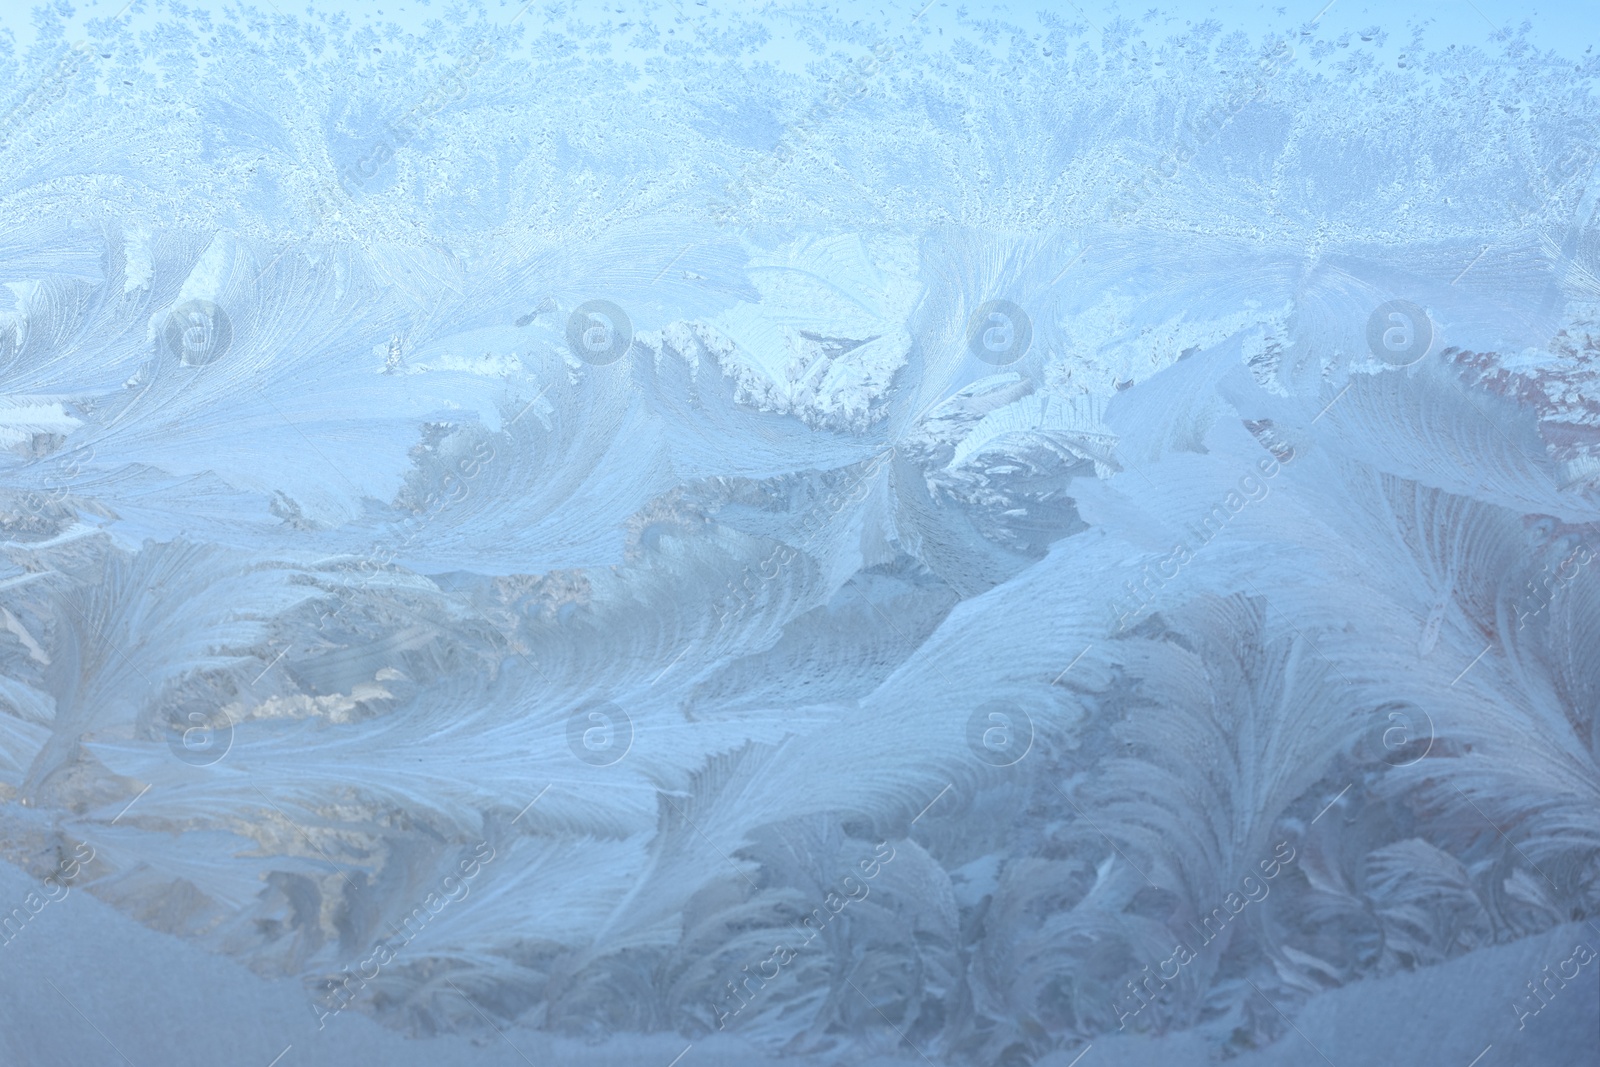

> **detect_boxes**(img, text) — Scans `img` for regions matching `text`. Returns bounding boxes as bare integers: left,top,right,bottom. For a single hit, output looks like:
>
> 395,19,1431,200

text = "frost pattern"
1,2,1598,1064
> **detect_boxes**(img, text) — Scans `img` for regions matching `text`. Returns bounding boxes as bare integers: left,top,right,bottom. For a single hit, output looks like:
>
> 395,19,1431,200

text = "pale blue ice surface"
1,1,1598,1064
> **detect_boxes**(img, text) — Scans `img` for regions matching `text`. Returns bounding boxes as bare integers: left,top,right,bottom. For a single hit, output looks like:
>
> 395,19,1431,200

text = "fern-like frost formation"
0,1,1598,1064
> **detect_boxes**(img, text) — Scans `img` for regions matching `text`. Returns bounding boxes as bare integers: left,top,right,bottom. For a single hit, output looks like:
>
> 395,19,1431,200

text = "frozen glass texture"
0,1,1598,1065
